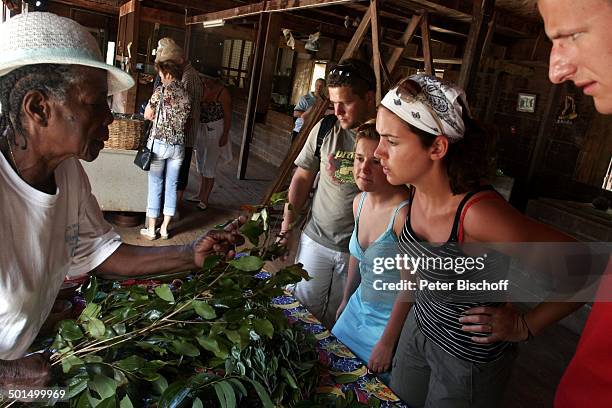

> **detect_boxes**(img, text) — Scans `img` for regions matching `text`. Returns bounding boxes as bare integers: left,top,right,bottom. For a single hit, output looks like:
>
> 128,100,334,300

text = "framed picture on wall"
517,93,537,113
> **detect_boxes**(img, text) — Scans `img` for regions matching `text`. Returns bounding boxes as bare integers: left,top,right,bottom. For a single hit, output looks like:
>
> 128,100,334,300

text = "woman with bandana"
374,74,582,407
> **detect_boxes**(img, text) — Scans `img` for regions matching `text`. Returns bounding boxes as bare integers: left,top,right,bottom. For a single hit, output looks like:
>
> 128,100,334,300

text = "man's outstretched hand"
193,216,247,267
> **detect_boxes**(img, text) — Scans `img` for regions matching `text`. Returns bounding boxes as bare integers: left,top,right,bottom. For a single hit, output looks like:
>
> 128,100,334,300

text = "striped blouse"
398,186,512,364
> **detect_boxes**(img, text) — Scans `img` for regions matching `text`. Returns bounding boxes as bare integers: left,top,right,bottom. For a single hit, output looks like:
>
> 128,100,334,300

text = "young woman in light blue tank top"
332,120,411,379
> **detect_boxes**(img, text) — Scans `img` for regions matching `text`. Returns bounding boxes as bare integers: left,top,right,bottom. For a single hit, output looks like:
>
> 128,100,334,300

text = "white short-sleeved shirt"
0,153,121,359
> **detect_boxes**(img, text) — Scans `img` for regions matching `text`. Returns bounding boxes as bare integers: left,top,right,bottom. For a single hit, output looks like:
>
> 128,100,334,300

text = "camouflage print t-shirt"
295,119,360,252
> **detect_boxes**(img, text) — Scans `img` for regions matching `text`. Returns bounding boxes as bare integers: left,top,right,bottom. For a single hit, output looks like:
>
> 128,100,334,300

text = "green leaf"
112,323,126,335
86,318,106,338
252,318,274,339
193,301,216,319
192,397,204,408
155,284,175,302
83,277,99,304
158,380,191,408
244,378,274,408
171,340,200,357
84,355,104,363
88,374,117,401
152,375,169,395
280,367,298,389
119,395,134,408
222,329,242,348
115,355,147,372
66,375,89,398
61,354,84,373
213,381,236,408
201,254,222,271
227,378,248,397
269,191,287,206
240,220,264,246
79,303,102,322
58,320,84,341
334,374,360,384
196,336,220,353
229,256,264,272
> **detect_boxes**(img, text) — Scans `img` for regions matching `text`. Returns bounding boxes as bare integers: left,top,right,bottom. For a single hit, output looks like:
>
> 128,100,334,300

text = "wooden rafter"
370,0,382,103
387,13,422,75
341,2,372,60
420,12,433,75
458,0,495,92
186,0,360,25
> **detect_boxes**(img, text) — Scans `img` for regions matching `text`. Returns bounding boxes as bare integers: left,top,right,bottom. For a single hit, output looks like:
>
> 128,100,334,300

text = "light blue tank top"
349,192,409,305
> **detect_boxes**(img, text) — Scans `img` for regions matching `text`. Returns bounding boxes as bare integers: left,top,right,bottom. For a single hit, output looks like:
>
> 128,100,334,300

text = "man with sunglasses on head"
535,0,612,406
280,59,377,328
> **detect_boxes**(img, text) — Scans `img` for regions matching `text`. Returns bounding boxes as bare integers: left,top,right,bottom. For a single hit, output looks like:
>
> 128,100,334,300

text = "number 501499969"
2,387,68,402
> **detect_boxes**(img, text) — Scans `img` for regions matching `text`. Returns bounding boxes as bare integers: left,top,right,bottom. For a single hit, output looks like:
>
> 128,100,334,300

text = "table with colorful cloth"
271,292,409,407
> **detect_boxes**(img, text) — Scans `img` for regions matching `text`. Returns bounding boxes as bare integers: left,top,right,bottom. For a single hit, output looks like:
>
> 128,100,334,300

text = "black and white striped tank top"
399,186,512,364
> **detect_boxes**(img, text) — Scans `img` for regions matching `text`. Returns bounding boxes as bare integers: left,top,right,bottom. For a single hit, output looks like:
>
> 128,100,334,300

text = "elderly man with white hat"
0,12,243,387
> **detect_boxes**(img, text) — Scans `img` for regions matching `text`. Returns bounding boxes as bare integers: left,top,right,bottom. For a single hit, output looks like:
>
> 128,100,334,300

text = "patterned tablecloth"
271,292,409,407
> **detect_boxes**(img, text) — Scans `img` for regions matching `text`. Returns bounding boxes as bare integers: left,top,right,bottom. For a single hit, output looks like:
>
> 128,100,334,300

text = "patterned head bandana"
381,74,470,142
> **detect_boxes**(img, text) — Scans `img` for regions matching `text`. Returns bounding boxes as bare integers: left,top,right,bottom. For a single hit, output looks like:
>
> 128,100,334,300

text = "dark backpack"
314,114,338,159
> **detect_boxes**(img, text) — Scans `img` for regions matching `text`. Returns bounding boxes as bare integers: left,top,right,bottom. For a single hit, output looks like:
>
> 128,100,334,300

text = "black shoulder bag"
134,88,163,170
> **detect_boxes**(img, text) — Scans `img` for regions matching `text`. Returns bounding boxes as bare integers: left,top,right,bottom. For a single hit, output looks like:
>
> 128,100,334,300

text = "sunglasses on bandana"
392,77,445,136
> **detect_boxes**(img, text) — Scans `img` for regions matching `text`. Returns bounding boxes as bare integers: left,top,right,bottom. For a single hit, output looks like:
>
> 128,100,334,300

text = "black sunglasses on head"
329,63,376,89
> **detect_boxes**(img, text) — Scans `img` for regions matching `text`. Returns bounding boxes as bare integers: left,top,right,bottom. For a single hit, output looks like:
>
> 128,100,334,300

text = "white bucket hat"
0,12,134,95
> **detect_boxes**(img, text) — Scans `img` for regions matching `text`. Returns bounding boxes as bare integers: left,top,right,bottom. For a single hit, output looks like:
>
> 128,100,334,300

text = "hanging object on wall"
517,92,536,113
305,31,320,52
283,29,295,50
557,95,578,124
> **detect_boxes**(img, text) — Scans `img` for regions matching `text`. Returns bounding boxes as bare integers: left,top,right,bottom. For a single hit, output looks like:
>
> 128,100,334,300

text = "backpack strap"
314,114,338,159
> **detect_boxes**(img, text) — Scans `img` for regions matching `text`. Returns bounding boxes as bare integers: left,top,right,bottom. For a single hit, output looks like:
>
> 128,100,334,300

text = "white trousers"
292,233,349,328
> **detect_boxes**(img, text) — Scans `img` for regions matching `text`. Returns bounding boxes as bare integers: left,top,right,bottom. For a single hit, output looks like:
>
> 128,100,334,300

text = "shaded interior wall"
470,39,612,207
189,30,225,74
230,97,293,167
46,3,118,56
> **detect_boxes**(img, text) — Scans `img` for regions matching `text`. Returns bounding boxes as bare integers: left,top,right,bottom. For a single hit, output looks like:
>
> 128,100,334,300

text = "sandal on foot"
185,195,200,203
197,202,208,211
139,228,157,240
160,229,170,240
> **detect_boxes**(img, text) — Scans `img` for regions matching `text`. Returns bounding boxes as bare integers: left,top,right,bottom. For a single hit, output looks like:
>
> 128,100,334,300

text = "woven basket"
106,118,143,150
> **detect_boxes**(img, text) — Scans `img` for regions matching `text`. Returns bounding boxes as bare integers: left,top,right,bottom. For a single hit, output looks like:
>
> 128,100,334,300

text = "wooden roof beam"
186,0,362,25
346,3,467,38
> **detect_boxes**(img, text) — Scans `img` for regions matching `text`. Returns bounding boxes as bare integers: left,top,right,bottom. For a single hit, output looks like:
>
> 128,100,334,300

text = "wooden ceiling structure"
3,0,544,182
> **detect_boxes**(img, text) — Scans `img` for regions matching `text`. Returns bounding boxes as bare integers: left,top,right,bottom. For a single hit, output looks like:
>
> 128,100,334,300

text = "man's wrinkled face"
50,67,113,162
540,0,612,113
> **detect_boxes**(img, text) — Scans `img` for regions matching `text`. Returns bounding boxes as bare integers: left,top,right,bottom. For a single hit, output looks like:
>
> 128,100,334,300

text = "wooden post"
116,0,140,113
341,3,372,61
237,13,268,180
255,13,282,122
458,0,495,93
184,20,193,60
480,11,496,63
421,12,433,75
370,0,382,104
261,97,329,204
387,13,422,76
